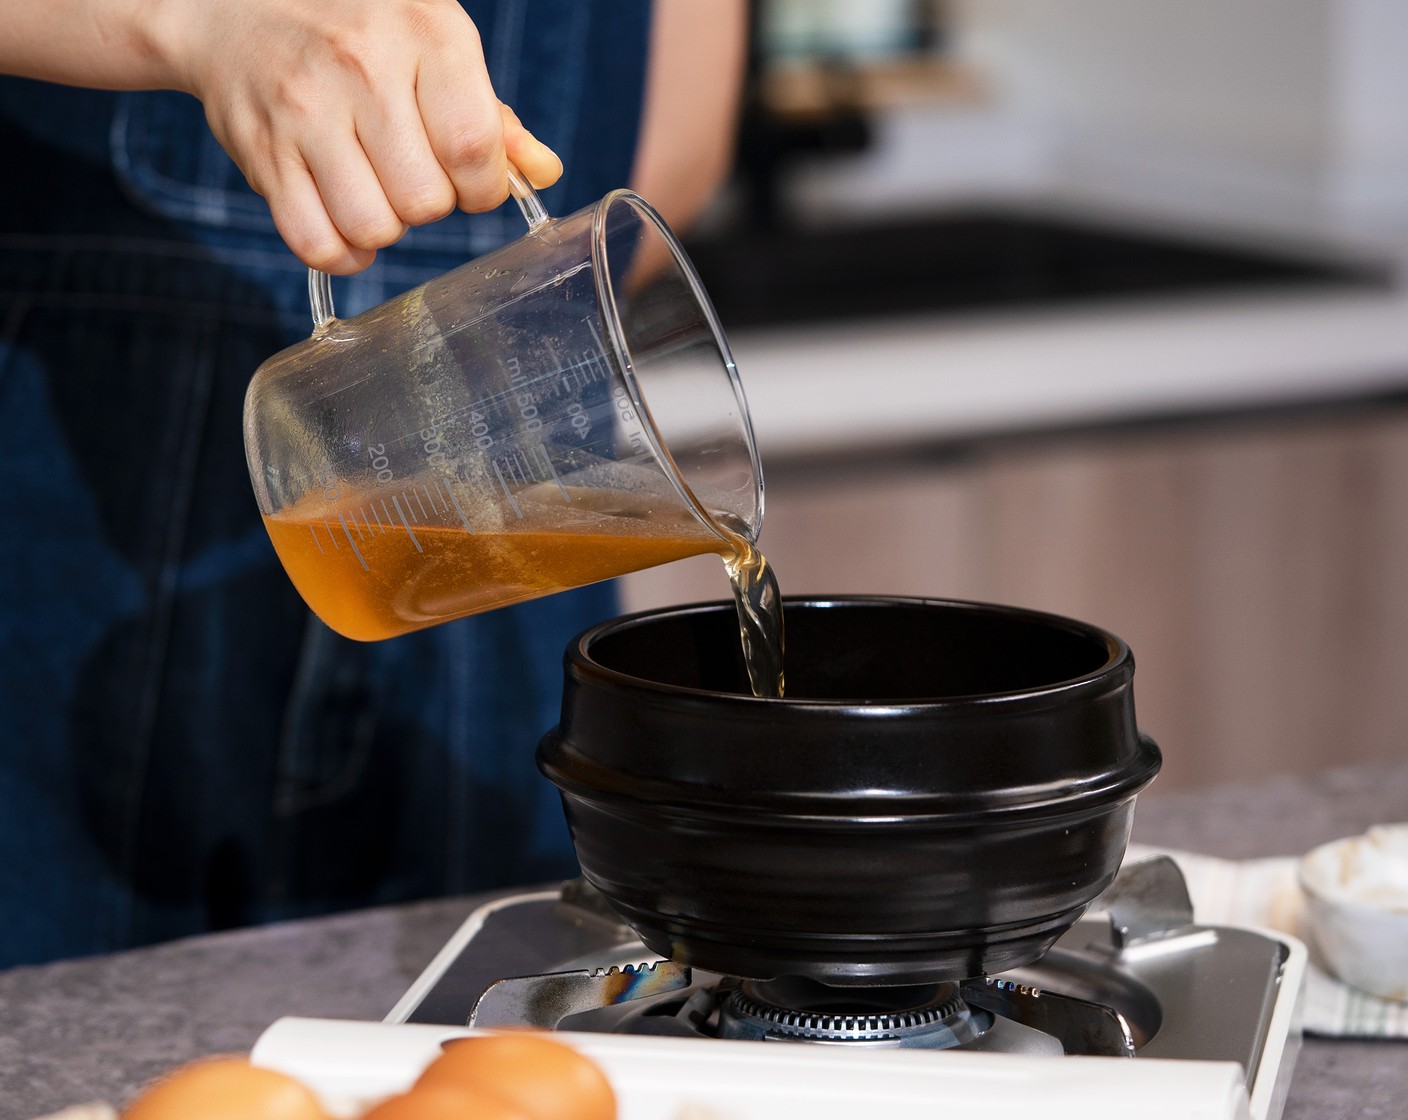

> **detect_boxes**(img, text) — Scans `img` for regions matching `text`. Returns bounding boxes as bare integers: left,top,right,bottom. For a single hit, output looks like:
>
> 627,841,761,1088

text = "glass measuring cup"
243,170,762,642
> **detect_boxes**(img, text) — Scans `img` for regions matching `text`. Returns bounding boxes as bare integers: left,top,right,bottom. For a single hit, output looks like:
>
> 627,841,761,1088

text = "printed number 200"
369,444,394,484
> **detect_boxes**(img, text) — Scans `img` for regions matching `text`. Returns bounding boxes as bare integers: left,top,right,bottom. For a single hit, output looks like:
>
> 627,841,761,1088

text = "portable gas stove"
253,856,1304,1120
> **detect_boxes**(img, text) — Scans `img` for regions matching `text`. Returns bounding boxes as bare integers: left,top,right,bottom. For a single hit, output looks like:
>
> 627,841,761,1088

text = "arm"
0,0,562,274
630,0,749,233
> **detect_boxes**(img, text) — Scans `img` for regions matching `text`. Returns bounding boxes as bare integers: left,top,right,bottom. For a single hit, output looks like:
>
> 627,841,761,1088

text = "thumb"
499,103,562,191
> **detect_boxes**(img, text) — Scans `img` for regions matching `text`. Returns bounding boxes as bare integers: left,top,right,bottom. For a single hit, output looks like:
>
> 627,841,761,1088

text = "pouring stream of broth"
714,516,785,699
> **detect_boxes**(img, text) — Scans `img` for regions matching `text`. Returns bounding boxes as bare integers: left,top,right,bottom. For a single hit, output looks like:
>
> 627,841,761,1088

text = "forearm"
0,0,179,91
631,0,748,233
0,0,562,274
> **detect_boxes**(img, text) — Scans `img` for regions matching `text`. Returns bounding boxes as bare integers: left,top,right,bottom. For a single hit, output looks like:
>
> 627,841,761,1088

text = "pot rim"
569,594,1131,710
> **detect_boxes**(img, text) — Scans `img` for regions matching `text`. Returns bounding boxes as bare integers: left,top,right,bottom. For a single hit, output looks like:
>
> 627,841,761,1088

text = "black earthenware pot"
538,597,1160,985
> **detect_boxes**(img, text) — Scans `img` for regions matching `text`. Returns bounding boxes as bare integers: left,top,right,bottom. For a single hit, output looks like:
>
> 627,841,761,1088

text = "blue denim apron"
0,0,651,966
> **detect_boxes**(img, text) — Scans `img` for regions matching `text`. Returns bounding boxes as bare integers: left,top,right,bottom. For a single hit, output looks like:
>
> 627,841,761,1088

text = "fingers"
329,85,457,240
414,34,512,214
259,149,377,276
411,16,561,207
190,1,562,273
304,127,410,252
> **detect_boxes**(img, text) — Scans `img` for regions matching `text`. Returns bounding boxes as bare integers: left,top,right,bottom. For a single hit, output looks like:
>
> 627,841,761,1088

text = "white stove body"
251,881,1306,1120
254,1015,1257,1120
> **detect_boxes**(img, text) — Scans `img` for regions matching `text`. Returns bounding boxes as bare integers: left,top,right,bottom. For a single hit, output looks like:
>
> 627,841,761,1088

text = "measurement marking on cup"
420,485,442,516
585,347,611,387
559,343,606,394
461,473,495,505
493,451,532,489
337,514,369,570
492,461,524,518
360,506,381,535
511,450,531,484
559,348,579,391
439,481,476,533
390,494,423,552
323,519,339,550
438,349,608,429
535,446,570,501
308,525,325,554
586,319,608,368
541,342,567,394
412,488,429,519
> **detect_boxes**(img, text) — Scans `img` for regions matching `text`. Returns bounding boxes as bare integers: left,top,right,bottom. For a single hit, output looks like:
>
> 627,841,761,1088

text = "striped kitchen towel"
1122,844,1408,1038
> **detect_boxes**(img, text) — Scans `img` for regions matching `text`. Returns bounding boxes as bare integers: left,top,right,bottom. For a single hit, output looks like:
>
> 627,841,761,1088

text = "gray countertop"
4,759,1407,1120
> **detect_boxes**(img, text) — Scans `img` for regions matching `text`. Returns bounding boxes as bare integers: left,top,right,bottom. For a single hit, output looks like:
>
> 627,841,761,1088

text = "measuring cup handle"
307,162,553,331
507,164,551,233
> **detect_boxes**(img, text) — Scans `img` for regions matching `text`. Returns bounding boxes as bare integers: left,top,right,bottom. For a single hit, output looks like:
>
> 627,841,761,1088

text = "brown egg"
361,1085,533,1120
122,1056,329,1120
415,1033,616,1120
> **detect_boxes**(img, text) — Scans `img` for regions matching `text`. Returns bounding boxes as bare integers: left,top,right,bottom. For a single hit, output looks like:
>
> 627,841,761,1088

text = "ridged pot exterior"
538,597,1161,984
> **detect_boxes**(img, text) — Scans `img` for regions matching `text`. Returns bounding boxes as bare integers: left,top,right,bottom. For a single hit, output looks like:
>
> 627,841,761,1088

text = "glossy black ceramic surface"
538,597,1161,984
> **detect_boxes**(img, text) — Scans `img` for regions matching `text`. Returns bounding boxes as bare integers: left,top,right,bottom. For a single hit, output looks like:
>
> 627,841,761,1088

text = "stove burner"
415,857,1299,1108
719,977,983,1048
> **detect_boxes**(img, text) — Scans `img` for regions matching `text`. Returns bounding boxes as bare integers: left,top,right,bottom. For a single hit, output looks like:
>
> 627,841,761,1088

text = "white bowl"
1298,824,1408,1001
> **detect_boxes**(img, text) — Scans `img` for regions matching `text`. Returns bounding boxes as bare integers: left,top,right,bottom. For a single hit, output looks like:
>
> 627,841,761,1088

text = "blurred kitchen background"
618,0,1408,795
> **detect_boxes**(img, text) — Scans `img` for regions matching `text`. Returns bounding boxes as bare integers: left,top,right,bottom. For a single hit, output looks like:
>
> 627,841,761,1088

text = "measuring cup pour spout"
244,165,762,642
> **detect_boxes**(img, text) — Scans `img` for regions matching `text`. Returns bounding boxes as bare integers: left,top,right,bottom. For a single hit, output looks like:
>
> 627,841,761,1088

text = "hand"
156,0,562,273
